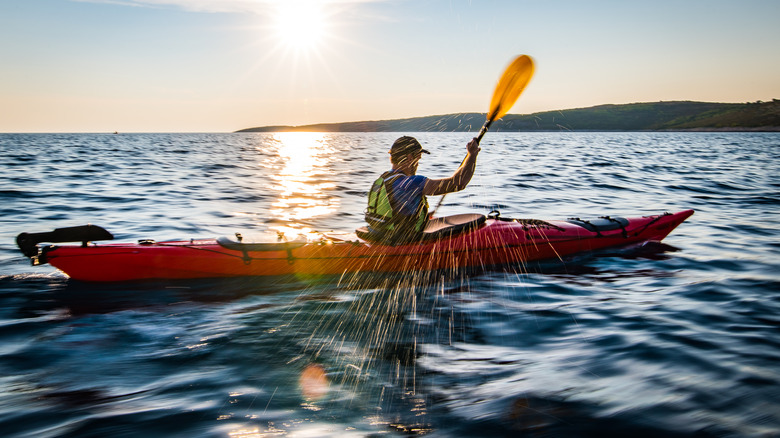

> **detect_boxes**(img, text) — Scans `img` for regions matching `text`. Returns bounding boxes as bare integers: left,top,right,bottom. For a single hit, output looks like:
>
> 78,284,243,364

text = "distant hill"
237,100,780,133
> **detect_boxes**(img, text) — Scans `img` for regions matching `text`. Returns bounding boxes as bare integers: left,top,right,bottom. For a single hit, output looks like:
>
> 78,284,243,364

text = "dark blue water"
1,132,778,437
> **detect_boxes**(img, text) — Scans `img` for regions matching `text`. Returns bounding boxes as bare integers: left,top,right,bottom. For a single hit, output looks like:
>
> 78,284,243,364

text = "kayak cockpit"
355,213,487,245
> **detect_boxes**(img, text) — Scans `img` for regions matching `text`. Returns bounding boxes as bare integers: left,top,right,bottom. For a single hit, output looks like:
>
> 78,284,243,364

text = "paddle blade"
488,55,535,122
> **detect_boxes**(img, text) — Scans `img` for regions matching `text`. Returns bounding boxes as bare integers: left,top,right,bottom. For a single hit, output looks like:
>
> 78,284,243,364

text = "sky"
1,0,778,133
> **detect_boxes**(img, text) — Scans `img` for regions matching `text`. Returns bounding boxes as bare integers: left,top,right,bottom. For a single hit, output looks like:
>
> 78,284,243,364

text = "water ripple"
0,132,778,436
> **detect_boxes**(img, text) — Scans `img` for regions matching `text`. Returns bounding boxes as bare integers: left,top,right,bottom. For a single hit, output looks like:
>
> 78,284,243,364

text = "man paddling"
365,136,480,243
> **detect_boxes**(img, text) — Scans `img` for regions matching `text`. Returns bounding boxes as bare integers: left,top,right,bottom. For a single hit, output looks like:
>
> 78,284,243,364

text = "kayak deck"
19,210,694,282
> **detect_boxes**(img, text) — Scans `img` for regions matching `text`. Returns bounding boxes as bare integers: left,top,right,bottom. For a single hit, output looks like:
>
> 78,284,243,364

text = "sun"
273,1,328,51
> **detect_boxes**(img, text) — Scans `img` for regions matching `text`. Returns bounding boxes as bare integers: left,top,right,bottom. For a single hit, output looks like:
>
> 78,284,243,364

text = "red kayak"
16,210,693,282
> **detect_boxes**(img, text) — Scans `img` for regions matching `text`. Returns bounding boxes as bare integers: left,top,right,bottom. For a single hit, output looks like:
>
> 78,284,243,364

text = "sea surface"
1,132,778,437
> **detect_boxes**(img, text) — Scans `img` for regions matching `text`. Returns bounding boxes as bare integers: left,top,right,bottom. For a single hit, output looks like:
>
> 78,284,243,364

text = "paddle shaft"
476,120,492,142
429,116,494,215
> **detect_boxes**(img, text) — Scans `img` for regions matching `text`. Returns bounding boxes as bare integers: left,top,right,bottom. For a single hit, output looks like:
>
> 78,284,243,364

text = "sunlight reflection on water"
263,132,339,236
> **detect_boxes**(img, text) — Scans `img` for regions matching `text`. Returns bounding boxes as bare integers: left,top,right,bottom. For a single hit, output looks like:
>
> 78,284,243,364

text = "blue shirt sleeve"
390,175,428,216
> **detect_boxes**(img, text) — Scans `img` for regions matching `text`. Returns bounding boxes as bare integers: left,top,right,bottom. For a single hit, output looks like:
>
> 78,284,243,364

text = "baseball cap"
389,136,430,157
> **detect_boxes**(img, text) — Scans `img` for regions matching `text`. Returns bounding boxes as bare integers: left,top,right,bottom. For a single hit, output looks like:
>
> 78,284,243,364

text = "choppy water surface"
1,132,778,437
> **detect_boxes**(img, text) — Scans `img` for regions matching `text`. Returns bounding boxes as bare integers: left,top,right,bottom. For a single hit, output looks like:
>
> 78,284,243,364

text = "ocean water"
0,132,778,437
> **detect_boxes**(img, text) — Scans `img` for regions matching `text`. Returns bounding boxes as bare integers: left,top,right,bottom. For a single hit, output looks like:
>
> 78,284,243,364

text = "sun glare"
274,1,328,51
265,132,338,232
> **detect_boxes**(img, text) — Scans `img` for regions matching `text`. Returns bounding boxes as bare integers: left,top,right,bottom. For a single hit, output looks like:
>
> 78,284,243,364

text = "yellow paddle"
430,55,535,216
477,54,535,141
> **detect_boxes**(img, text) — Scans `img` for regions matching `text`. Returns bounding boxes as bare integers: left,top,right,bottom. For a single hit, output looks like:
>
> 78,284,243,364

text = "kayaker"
365,135,480,243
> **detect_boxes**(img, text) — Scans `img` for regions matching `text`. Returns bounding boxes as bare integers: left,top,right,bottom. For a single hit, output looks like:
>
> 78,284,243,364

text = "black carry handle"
16,224,113,257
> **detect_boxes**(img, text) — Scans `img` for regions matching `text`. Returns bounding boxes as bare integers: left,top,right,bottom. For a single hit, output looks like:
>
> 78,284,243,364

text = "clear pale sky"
1,0,778,133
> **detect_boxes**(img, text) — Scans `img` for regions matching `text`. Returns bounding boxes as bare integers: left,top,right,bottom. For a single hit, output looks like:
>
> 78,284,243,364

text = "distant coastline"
237,100,780,133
